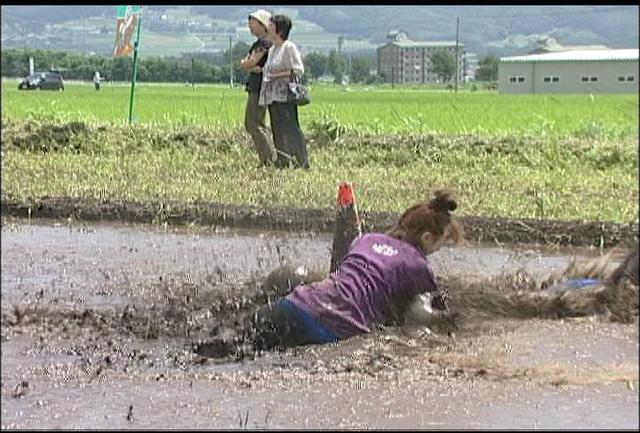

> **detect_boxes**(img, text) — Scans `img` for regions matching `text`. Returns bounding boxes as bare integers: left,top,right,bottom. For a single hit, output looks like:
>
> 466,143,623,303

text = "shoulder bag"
287,71,311,106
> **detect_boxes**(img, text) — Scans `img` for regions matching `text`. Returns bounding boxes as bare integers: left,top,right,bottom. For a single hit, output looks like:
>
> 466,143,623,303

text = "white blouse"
259,40,305,106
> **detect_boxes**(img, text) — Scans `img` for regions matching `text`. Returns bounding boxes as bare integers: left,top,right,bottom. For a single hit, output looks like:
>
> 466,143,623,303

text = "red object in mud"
330,182,364,273
336,182,362,228
337,182,356,207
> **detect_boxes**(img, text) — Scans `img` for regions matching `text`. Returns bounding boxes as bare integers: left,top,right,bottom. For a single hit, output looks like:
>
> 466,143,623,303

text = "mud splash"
1,218,638,429
2,217,635,356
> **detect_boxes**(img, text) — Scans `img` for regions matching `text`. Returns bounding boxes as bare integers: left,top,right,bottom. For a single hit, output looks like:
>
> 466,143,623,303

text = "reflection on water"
1,217,619,304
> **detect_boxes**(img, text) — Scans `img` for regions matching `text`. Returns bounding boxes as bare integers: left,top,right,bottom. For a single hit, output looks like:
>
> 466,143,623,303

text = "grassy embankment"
1,82,638,223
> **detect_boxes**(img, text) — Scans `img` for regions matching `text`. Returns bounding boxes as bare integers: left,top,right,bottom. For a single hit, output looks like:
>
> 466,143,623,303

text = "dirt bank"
2,197,638,248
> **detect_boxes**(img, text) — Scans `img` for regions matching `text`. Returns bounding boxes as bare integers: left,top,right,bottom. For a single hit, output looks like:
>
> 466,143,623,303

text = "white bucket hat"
248,9,271,31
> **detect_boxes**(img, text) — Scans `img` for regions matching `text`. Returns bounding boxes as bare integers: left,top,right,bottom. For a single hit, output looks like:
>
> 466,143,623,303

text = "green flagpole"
128,8,142,125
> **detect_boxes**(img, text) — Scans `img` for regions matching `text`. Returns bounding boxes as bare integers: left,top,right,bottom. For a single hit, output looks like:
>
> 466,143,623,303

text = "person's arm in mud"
389,257,450,326
385,289,450,326
404,291,451,322
387,259,452,327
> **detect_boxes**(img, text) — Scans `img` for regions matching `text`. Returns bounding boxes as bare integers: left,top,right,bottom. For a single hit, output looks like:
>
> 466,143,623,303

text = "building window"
517,76,525,83
590,76,598,82
627,75,635,82
509,76,525,83
618,76,626,82
618,75,636,82
581,76,598,82
543,76,560,83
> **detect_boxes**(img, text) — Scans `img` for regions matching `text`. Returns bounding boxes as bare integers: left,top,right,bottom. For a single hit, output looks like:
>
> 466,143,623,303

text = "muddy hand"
431,290,449,311
193,338,235,358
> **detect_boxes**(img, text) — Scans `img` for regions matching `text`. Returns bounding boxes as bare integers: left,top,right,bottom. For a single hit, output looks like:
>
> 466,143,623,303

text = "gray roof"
381,40,463,48
528,45,610,54
501,49,638,63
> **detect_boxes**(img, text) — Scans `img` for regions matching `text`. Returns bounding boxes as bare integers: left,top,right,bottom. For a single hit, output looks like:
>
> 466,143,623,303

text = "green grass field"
2,81,637,137
1,81,638,224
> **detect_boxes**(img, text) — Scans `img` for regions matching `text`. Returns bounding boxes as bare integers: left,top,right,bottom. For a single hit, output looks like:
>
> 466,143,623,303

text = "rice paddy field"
1,81,638,224
2,81,638,136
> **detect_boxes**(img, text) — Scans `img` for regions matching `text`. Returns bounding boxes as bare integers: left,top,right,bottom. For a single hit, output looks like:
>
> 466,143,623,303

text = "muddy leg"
247,300,310,351
256,265,325,303
608,247,639,287
195,268,326,359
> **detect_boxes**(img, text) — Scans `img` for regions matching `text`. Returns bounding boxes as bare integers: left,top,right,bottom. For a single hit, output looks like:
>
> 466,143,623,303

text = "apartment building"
377,31,465,84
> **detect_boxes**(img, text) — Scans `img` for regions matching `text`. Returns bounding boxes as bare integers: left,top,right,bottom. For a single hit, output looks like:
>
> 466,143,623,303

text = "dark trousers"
94,82,100,91
244,92,276,165
268,102,309,169
245,299,337,351
246,301,309,351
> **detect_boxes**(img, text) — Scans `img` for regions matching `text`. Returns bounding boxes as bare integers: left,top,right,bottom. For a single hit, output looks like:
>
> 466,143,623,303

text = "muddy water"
1,218,638,429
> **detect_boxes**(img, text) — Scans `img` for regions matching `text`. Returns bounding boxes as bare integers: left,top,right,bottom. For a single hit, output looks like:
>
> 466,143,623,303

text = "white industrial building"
498,49,638,94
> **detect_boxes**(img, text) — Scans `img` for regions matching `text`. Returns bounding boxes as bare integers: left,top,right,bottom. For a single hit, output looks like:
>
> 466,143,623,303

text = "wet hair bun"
429,189,457,212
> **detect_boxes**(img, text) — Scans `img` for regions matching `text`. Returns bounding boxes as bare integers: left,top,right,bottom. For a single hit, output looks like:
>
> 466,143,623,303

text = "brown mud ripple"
2,263,637,382
2,197,638,248
0,266,327,366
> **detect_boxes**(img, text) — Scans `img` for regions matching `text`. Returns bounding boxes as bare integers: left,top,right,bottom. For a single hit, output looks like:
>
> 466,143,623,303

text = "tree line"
0,47,382,85
1,46,251,84
1,47,497,85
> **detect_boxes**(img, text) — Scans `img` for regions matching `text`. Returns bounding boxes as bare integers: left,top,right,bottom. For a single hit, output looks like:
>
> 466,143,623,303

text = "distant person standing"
93,71,101,91
240,10,277,167
259,15,310,169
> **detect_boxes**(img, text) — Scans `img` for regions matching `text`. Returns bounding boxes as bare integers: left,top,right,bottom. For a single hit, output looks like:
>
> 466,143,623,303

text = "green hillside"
1,5,637,58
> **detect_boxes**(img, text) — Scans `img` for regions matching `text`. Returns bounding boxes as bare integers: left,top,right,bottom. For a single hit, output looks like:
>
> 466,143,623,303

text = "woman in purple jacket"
243,189,465,352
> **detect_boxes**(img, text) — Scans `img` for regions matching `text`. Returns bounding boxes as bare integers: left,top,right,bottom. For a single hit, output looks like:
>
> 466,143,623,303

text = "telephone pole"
391,66,395,89
229,34,233,88
455,17,459,93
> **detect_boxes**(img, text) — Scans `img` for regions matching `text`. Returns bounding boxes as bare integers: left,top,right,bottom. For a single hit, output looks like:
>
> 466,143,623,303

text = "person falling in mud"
201,190,464,357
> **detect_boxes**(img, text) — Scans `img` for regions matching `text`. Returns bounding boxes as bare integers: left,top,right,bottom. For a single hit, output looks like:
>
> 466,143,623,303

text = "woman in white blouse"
258,15,310,169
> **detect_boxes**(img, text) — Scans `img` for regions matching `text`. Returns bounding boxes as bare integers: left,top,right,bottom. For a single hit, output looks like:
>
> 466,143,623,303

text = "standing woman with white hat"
240,9,277,167
259,14,310,169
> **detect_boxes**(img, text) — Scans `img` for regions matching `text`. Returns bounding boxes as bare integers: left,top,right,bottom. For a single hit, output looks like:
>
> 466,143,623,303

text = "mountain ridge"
2,5,638,57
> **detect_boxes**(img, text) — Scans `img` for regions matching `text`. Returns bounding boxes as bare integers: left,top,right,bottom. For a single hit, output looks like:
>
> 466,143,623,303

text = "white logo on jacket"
372,243,398,256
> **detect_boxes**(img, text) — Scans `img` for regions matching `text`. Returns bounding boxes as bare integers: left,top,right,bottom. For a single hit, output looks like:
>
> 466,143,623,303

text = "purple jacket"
286,233,437,338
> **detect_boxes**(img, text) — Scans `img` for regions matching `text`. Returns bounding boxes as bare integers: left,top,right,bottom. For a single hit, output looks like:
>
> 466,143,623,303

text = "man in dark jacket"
240,10,276,166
